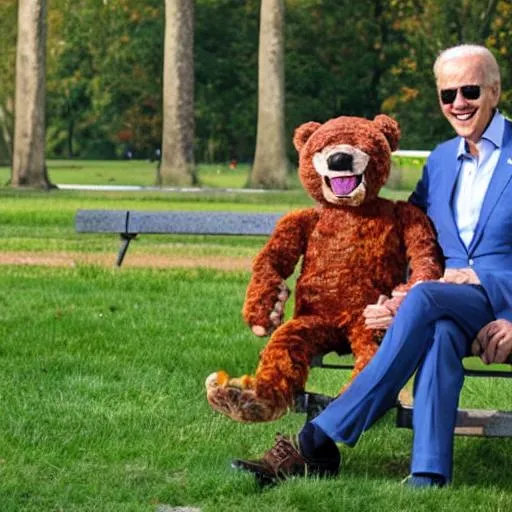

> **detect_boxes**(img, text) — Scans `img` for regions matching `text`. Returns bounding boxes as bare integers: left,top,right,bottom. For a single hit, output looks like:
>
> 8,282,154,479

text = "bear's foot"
205,371,288,423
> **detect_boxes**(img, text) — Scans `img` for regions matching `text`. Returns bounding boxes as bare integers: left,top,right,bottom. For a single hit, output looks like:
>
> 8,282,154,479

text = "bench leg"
294,391,335,421
396,401,512,437
117,233,137,267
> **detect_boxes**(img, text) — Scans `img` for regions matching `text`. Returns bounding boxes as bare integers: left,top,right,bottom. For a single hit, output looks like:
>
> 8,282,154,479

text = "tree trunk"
0,102,13,165
158,0,195,186
12,0,53,189
248,0,288,189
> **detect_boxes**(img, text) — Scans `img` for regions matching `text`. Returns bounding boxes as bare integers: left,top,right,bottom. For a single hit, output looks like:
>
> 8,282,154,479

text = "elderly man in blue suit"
232,44,512,488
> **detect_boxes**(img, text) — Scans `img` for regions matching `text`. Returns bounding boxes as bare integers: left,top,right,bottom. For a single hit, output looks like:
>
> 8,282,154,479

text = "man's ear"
373,114,400,152
293,121,321,152
491,82,501,108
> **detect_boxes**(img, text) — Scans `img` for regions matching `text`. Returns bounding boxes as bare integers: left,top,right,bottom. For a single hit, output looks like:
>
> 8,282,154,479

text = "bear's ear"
293,121,322,152
373,114,400,152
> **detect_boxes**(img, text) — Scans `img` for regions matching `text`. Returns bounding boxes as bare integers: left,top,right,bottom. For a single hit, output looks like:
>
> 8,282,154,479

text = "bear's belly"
295,221,405,319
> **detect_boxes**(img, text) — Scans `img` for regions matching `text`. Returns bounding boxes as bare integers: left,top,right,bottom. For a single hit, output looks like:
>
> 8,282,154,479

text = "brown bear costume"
206,114,443,423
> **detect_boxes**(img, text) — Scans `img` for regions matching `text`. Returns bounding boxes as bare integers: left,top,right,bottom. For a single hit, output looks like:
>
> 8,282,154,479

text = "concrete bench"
75,208,512,435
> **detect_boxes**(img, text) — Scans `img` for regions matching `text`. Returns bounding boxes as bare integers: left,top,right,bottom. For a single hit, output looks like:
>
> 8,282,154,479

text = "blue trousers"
312,281,495,481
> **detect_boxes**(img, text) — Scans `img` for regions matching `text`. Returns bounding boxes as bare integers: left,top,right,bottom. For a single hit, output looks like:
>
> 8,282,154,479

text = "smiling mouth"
325,175,363,196
454,110,477,121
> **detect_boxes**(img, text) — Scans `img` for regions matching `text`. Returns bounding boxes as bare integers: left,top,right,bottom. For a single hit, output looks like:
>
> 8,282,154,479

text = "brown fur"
206,115,443,422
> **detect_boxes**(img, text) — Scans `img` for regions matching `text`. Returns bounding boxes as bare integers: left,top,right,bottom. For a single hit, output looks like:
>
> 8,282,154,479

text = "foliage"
378,0,510,149
2,0,512,163
195,0,259,163
46,0,163,159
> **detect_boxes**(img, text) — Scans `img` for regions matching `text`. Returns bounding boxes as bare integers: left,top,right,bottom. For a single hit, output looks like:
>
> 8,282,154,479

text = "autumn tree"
5,0,511,167
379,0,504,149
248,0,288,189
159,0,195,186
12,0,54,188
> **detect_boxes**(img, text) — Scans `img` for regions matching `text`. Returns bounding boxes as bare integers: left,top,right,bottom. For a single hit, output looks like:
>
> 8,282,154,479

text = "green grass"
2,164,510,510
0,187,315,257
0,158,412,258
0,266,511,511
0,158,424,191
0,160,252,189
0,179,409,258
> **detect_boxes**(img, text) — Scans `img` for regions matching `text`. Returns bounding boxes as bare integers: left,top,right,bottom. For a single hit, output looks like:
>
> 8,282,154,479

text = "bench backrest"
75,209,282,236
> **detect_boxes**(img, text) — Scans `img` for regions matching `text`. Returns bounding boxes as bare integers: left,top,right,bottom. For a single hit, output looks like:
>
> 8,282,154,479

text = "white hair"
433,44,501,87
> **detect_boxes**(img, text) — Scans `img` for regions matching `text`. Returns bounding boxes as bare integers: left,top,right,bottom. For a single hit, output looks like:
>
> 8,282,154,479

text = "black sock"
299,422,339,461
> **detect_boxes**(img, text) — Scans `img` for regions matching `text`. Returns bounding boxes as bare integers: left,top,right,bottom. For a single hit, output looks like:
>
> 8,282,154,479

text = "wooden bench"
75,208,512,435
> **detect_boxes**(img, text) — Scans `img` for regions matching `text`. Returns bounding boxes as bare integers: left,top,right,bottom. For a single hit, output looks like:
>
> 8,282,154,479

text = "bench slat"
127,210,282,236
76,210,129,233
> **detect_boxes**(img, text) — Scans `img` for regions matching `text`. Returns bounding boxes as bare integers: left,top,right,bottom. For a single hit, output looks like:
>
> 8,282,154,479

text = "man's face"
436,55,500,143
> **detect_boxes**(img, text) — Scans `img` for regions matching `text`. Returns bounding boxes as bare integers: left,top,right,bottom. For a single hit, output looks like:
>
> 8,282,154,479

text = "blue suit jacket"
410,118,512,322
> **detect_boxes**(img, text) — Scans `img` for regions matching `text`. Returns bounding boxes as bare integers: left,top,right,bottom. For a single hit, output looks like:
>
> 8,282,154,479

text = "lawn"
0,161,252,189
0,165,511,510
0,266,511,511
0,187,315,260
0,157,424,191
0,161,412,261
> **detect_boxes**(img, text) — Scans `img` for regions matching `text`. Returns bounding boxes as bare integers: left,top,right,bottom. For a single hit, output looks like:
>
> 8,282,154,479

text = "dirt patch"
0,251,254,271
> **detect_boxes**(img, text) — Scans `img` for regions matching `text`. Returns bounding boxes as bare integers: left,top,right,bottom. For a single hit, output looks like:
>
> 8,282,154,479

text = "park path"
0,251,253,271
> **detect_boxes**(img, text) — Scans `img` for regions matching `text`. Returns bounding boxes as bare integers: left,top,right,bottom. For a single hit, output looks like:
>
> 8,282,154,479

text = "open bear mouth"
325,175,363,196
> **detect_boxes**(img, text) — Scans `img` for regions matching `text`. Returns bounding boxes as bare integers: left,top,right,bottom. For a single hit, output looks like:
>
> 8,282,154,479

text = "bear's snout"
327,152,353,171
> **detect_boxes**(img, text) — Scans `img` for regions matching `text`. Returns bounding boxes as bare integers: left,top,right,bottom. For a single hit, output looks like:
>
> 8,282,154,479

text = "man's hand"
440,268,480,285
363,292,406,330
473,319,512,364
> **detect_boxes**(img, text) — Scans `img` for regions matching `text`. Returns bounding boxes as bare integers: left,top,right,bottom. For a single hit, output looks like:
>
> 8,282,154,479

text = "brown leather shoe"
231,433,340,485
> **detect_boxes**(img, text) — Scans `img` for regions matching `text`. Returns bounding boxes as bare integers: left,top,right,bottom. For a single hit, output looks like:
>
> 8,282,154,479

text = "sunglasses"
439,85,481,104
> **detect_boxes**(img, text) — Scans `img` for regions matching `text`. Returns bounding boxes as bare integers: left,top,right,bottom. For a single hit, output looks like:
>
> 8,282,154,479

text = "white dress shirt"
454,111,505,248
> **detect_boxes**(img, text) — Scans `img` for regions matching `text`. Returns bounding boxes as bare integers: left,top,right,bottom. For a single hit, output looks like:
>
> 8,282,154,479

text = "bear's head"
293,115,400,207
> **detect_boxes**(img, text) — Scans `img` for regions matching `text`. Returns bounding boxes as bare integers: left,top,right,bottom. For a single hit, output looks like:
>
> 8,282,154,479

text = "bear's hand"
248,282,289,337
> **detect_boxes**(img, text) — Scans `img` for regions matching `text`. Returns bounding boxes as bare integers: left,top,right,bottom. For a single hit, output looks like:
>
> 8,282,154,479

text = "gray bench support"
396,404,512,437
75,208,512,434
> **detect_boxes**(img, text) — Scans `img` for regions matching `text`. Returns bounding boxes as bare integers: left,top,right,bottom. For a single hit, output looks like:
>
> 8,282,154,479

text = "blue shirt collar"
456,110,505,158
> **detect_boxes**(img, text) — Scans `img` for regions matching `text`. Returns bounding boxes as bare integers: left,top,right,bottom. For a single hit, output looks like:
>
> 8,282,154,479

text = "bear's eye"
327,152,353,171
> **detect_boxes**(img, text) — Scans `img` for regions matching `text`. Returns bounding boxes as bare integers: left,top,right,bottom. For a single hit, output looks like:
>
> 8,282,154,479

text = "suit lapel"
443,140,466,249
468,120,512,253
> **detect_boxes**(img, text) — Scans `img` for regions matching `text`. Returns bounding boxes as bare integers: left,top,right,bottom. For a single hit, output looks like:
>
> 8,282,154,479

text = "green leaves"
2,0,512,162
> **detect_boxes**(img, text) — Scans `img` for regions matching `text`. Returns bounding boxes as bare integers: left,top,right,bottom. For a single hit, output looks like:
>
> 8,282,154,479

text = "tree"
248,0,288,189
195,0,259,163
0,0,17,166
44,0,163,160
12,0,53,188
379,0,504,150
159,0,195,186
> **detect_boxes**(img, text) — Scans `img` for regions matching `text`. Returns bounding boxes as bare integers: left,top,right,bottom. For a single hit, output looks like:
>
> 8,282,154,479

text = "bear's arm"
393,201,444,293
242,208,319,330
